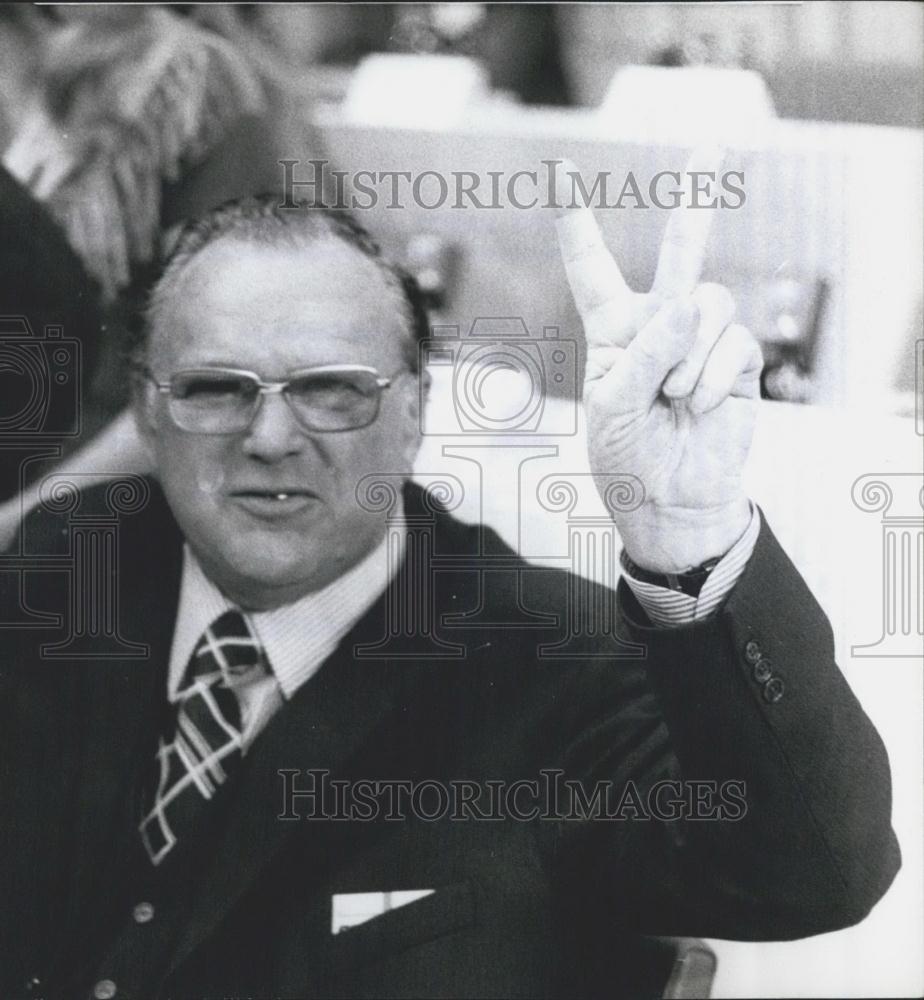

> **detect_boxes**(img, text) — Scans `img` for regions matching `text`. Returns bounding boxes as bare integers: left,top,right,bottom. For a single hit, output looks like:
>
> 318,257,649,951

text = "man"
0,183,900,1000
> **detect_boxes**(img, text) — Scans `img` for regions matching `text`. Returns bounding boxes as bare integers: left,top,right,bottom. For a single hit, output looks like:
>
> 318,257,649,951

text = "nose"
241,391,306,461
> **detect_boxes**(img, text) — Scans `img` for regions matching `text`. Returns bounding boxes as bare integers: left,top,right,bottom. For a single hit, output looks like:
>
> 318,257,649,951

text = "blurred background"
0,3,921,998
1,2,921,421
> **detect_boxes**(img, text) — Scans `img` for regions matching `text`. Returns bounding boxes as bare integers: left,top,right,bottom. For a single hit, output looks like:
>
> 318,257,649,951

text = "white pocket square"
331,889,435,934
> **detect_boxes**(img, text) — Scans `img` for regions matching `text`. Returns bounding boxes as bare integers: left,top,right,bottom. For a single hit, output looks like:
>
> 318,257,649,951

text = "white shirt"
168,504,405,750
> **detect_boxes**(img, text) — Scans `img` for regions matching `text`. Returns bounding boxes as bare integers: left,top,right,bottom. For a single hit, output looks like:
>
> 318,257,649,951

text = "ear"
398,370,428,469
129,370,160,442
417,366,432,401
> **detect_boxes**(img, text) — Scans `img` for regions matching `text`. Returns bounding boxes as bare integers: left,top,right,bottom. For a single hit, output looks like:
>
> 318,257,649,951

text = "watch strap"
620,551,722,598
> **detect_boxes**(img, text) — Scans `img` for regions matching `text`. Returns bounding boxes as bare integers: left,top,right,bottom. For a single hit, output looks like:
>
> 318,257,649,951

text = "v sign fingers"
651,145,725,298
554,160,636,350
559,148,758,571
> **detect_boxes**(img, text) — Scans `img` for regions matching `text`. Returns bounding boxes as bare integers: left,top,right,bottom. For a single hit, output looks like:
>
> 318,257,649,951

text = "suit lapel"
55,483,184,972
65,479,183,834
164,585,405,978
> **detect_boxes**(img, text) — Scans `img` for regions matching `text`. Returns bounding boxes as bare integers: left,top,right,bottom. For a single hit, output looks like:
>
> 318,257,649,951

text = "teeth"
275,493,289,500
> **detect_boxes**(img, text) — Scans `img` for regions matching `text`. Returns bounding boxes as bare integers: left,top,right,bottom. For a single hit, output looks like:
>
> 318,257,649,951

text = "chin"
222,556,320,607
229,544,314,583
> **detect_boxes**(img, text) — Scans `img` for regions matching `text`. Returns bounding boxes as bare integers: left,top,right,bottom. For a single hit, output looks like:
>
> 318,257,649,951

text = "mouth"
228,489,321,520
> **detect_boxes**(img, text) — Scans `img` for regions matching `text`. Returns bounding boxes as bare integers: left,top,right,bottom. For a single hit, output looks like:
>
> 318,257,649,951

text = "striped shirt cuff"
620,503,760,628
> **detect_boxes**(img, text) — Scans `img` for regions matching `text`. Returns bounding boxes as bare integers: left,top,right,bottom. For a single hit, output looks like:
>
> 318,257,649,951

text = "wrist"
621,550,722,597
616,496,751,574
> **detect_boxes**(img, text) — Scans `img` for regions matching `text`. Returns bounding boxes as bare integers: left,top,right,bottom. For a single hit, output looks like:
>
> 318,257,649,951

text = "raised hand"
554,149,762,573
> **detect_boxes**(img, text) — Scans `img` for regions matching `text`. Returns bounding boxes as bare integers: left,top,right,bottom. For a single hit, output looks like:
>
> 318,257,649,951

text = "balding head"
139,194,429,375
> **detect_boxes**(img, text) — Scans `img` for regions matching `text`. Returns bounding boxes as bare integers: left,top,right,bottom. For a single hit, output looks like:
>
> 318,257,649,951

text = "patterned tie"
139,609,267,866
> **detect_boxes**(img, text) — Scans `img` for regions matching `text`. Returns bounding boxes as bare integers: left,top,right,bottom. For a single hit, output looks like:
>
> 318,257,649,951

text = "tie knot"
185,609,266,689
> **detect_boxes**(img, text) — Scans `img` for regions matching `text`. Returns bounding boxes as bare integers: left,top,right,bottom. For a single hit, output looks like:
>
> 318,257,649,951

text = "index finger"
651,145,725,297
553,158,633,321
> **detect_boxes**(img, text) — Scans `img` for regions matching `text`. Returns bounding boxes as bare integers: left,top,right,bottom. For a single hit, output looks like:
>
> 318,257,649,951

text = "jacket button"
744,639,762,664
763,677,785,703
24,977,41,995
93,980,117,999
133,901,155,924
753,658,773,683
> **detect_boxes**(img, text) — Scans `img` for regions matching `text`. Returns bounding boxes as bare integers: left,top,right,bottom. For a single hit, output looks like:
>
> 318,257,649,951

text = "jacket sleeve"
555,509,901,941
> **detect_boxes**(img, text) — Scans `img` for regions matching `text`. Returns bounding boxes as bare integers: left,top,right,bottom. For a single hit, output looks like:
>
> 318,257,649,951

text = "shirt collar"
168,499,405,701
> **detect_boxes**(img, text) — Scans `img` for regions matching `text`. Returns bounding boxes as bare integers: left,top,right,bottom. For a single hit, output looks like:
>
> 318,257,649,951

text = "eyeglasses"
144,365,402,434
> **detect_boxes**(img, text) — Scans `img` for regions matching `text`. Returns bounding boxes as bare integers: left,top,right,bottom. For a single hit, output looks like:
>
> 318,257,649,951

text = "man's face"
136,236,422,610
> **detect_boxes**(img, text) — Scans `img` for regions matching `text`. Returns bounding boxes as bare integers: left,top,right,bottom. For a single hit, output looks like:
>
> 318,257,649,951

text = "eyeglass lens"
167,370,383,432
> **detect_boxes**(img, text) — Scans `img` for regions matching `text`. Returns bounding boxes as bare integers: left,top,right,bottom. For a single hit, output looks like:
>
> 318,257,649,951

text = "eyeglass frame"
140,363,408,435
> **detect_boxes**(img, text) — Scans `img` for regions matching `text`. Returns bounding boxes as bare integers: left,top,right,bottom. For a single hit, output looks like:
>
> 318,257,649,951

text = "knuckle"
731,323,763,361
694,282,736,322
724,324,764,375
632,333,665,368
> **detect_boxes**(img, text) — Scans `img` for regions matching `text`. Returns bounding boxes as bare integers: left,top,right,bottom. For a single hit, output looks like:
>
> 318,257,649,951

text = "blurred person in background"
0,6,103,504
389,3,571,105
0,3,312,547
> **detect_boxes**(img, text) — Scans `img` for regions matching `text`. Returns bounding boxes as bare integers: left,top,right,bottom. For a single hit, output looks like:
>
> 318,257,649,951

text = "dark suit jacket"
0,480,900,999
